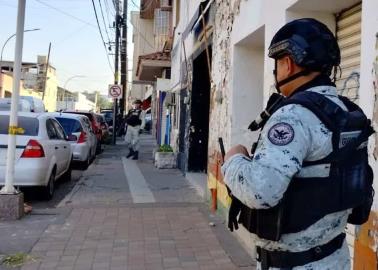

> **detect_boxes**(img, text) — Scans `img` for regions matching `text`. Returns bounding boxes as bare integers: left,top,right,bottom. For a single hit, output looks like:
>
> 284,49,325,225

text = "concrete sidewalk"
0,134,255,270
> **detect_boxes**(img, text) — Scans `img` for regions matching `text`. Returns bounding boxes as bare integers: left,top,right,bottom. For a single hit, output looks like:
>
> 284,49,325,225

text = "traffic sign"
108,84,123,99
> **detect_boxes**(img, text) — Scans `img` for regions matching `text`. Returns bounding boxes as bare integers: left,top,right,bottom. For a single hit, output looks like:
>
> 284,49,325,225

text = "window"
51,119,66,140
55,117,82,135
0,116,39,136
46,119,58,139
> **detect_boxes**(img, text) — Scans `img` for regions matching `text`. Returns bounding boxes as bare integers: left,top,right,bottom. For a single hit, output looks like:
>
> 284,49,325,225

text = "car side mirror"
67,134,77,141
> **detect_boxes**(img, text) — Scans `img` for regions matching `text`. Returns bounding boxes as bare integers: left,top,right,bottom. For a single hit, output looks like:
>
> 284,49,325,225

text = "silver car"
50,113,97,169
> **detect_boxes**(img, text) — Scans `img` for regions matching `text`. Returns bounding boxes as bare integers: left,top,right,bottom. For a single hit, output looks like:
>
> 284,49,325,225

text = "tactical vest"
238,91,375,241
126,109,142,127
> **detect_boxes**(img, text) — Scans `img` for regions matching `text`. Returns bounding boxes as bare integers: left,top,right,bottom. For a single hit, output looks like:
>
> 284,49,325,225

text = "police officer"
125,99,145,160
222,18,374,270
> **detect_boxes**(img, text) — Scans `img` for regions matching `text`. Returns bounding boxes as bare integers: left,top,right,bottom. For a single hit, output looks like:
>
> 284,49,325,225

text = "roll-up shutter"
335,3,362,102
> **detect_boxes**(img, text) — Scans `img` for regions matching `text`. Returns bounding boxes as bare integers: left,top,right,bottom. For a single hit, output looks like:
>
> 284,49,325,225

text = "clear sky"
0,0,138,95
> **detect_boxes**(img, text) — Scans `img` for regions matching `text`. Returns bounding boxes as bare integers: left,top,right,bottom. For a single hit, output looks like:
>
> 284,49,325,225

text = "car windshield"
55,117,82,134
0,115,39,136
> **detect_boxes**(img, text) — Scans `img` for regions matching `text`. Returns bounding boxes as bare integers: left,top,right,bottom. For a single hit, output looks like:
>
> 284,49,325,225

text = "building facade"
0,55,58,112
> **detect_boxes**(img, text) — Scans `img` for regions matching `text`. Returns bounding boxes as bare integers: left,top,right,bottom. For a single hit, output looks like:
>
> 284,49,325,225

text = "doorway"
188,48,211,172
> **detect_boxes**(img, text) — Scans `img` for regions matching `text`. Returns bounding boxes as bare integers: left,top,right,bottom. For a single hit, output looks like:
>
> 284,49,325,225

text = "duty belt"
256,233,345,270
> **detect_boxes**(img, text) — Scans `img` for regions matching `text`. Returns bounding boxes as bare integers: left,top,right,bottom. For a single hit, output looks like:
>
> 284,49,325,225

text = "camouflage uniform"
222,85,351,270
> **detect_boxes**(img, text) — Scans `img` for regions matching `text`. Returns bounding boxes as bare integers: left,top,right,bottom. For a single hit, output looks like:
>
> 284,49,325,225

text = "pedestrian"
222,18,374,270
124,99,145,160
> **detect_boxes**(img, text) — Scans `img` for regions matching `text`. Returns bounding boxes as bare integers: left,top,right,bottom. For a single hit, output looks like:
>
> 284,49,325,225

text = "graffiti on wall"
339,71,360,102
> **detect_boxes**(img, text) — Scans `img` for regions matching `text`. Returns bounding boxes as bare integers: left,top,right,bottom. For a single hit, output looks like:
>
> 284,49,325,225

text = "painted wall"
129,11,155,110
208,0,378,264
1,72,43,101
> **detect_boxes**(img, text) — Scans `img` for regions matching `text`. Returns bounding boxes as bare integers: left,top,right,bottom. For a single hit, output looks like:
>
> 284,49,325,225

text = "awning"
181,0,210,39
136,51,171,81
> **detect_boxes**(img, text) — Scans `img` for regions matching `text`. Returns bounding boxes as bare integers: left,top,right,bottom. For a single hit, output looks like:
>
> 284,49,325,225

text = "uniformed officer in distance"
124,99,145,160
222,18,374,270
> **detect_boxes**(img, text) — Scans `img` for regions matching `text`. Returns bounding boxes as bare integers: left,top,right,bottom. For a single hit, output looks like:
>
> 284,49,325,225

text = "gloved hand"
228,196,242,232
226,185,242,232
138,129,142,135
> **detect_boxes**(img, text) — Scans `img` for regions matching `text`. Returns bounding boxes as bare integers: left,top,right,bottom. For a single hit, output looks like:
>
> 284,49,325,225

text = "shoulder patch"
268,122,295,146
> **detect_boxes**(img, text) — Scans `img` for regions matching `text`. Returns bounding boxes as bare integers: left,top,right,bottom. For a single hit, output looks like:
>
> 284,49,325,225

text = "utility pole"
120,0,128,116
42,42,51,101
1,0,26,195
112,0,120,145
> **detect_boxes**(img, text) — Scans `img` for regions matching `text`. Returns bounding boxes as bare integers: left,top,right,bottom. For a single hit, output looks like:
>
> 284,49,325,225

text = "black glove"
226,185,242,232
138,129,142,135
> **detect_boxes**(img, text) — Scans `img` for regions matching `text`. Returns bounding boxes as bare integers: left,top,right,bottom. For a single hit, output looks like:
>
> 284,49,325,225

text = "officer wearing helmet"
222,18,374,270
124,99,145,160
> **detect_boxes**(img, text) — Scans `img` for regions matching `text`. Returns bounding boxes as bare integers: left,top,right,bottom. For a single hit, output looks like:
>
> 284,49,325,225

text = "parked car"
100,109,113,126
0,98,32,112
20,96,45,112
0,112,73,200
63,111,102,153
96,114,110,144
50,112,97,169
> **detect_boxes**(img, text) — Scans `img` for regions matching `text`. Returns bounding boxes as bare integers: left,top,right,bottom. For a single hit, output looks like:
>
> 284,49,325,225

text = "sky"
0,0,139,95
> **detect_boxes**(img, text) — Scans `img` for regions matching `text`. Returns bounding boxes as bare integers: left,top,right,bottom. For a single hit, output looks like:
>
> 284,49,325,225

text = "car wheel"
43,170,55,200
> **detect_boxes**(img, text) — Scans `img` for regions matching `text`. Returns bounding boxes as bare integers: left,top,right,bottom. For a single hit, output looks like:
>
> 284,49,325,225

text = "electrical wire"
98,0,112,43
34,0,97,28
91,0,115,74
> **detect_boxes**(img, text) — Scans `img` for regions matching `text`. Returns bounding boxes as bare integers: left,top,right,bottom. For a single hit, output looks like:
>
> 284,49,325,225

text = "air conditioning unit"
160,0,172,11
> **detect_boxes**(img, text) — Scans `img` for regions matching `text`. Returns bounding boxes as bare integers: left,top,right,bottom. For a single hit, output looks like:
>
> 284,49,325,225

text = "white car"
0,112,73,199
50,112,97,168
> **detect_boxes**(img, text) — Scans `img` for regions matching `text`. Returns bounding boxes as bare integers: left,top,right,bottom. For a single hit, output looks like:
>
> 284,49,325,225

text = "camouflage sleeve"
221,104,311,209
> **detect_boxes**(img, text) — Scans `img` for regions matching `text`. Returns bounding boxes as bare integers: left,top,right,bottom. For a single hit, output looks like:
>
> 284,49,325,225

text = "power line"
103,0,115,30
98,0,112,43
34,0,97,28
91,0,115,74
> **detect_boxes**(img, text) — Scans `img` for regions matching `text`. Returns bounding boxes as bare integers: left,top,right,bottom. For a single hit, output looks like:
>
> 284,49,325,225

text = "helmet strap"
274,59,311,92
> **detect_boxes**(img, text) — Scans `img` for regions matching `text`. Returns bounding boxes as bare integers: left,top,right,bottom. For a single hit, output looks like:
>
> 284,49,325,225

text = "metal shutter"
335,3,362,102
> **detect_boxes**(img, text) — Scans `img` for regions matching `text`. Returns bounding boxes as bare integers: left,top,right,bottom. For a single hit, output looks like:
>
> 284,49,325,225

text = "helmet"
133,99,142,104
268,18,340,75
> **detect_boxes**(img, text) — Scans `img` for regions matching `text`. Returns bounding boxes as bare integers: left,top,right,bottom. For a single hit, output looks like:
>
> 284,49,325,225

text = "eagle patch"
268,123,294,146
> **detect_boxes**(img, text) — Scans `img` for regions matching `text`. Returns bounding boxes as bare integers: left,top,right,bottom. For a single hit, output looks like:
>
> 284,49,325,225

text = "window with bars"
154,9,171,50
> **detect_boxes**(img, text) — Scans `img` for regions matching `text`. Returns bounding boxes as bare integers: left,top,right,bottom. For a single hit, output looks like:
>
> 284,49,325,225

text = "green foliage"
1,253,37,267
157,144,173,152
97,95,112,110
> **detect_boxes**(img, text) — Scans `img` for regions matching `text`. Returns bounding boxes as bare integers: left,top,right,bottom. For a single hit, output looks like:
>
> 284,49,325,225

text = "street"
0,135,255,270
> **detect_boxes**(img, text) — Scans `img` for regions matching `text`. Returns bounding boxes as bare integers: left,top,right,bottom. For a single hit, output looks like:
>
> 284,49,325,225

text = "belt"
256,233,345,270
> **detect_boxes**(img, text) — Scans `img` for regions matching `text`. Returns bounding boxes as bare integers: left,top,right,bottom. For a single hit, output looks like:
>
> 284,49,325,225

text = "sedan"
50,112,97,169
0,112,73,200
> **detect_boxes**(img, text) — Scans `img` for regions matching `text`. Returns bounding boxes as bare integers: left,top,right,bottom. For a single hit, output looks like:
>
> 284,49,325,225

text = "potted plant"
154,144,176,169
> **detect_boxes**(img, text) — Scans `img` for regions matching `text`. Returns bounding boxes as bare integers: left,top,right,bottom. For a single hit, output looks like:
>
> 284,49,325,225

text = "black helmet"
268,18,340,75
133,99,142,104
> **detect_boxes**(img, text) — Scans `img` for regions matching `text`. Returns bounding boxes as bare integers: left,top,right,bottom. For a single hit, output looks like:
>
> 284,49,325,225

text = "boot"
126,148,135,158
132,151,139,160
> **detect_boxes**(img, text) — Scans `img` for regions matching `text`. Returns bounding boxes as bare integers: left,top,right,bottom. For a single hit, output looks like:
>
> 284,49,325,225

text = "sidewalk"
0,135,255,270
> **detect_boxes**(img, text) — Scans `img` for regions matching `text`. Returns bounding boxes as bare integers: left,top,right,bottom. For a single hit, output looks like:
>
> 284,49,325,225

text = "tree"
97,94,112,110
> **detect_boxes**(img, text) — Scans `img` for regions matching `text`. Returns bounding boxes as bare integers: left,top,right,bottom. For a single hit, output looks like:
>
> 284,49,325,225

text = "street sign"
108,84,123,99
